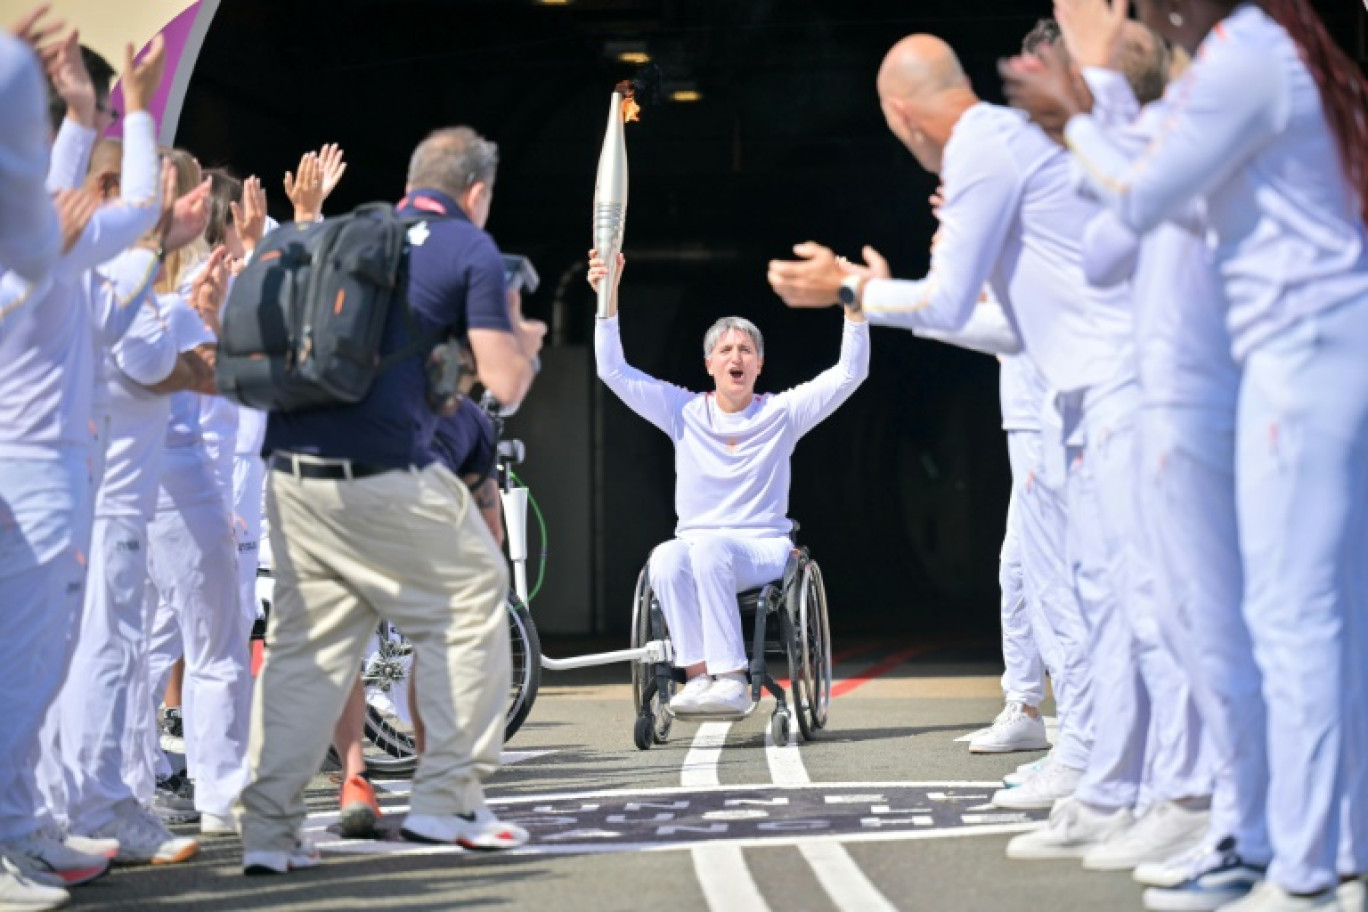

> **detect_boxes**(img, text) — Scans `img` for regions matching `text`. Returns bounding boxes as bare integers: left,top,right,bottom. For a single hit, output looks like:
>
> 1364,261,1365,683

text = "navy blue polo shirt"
263,189,513,469
430,398,497,484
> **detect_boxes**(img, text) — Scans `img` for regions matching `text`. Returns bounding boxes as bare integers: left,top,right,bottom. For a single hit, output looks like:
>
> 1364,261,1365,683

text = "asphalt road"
66,641,1149,911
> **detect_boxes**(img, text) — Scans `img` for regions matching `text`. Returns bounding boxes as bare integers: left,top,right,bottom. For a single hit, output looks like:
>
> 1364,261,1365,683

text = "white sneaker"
1083,801,1210,871
242,837,320,875
401,808,529,850
1004,754,1052,788
992,760,1083,810
970,702,1051,753
200,813,238,837
668,675,714,714
694,676,752,715
1141,838,1265,911
1214,880,1340,911
0,831,108,887
88,800,199,865
60,834,117,860
1337,877,1365,912
0,856,68,911
1006,796,1134,860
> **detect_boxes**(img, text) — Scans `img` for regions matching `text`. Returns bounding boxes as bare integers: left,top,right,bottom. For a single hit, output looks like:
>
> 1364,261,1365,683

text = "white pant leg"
122,574,161,805
141,585,183,784
232,455,265,627
1011,428,1092,772
1236,295,1368,894
1142,405,1268,863
1342,499,1368,876
57,514,154,833
0,455,91,841
649,540,705,668
999,489,1045,707
146,498,253,818
682,533,793,676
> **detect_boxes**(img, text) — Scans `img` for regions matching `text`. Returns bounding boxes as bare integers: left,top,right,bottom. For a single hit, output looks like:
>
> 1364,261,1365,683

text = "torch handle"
594,201,626,319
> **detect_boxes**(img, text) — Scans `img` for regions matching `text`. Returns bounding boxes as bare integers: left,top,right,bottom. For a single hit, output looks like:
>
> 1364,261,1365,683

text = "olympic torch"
593,81,638,319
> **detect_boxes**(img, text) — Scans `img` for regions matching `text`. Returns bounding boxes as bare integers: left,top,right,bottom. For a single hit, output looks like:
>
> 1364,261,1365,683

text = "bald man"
768,32,1208,861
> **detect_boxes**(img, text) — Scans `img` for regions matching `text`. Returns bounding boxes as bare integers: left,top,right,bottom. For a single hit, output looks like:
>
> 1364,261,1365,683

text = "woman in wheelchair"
588,251,868,716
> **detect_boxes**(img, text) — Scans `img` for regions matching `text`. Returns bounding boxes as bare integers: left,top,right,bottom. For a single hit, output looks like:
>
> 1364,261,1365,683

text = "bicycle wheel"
504,597,541,742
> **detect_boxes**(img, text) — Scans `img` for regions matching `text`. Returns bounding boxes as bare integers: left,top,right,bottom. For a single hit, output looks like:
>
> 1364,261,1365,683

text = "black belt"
270,453,395,480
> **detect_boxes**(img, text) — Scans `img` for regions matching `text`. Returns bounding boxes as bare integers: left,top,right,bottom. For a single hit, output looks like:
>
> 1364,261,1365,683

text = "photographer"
238,126,540,874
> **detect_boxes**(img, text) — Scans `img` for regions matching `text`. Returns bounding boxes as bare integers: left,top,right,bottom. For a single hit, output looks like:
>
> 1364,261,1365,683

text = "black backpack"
215,203,440,412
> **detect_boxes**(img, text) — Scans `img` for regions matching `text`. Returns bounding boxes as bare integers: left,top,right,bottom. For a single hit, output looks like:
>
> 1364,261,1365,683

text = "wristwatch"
837,275,866,312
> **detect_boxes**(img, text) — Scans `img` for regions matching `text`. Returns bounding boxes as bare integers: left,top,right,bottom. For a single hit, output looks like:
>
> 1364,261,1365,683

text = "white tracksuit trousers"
0,454,91,841
1008,428,1093,772
999,488,1051,708
1235,295,1368,893
144,448,253,818
233,454,266,627
648,533,794,674
1067,383,1211,811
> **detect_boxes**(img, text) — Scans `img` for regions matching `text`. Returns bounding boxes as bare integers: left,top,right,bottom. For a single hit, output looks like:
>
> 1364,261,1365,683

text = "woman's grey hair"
406,126,499,199
703,316,764,359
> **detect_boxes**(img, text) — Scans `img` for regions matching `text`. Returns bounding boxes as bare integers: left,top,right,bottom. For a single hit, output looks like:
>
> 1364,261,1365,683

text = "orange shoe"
338,776,381,838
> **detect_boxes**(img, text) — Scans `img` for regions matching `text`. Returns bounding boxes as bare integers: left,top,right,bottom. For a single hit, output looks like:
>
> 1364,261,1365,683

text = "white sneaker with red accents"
0,830,108,887
0,855,68,910
401,808,530,850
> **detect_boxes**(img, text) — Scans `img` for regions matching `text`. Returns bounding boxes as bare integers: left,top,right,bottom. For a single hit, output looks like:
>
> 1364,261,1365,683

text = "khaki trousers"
238,461,509,853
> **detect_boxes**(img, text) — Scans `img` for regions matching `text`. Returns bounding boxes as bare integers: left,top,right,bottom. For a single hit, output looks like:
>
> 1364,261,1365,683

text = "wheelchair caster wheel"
770,710,790,745
634,715,655,751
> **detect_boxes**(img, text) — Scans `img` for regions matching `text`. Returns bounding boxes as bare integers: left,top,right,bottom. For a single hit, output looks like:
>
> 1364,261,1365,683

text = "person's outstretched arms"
775,309,870,440
588,250,690,437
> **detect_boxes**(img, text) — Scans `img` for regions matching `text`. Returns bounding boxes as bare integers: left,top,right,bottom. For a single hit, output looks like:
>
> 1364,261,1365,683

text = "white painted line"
799,841,899,912
763,719,808,786
310,819,1046,859
680,722,731,788
693,844,771,912
483,781,1011,805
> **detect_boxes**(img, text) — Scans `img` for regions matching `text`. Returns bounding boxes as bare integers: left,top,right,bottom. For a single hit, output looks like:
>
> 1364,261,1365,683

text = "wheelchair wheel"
360,593,544,774
505,598,542,743
792,557,833,740
629,564,674,746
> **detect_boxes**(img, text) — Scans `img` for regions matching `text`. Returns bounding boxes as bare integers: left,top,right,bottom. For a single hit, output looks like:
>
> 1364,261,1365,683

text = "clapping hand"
229,175,267,254
120,35,166,115
191,245,232,334
285,144,347,223
11,5,64,60
767,242,847,308
46,29,95,126
834,245,891,282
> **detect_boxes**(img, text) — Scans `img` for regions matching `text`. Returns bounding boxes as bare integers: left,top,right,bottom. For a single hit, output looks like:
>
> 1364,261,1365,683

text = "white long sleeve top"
595,314,869,538
0,35,59,284
1065,3,1368,361
859,102,1134,395
1077,69,1239,411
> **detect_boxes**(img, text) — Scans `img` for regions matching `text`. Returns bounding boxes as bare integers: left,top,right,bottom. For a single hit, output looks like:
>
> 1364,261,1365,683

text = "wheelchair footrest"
665,704,757,723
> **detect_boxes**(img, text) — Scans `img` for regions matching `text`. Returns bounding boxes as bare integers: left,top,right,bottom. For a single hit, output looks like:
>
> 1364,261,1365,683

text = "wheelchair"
628,539,833,750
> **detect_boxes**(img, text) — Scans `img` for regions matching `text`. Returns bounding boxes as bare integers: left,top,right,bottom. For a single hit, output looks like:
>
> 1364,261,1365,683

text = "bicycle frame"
495,437,673,673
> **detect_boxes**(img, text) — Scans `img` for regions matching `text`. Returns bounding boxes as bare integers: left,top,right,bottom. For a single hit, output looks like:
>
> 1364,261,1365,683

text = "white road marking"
763,717,900,911
694,844,770,910
680,722,731,788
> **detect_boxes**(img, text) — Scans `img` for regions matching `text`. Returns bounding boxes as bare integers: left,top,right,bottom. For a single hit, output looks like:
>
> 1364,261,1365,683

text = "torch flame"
615,80,641,123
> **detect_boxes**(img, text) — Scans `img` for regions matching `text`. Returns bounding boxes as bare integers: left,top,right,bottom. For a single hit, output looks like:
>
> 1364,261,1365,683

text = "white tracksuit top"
859,102,1134,395
1065,3,1368,361
0,34,59,284
595,315,869,539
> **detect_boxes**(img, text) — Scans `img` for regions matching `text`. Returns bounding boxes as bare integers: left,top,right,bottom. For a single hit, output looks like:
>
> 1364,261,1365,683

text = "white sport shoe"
1338,877,1365,912
242,837,320,875
668,675,714,713
992,759,1083,810
1006,796,1135,860
1214,880,1340,911
88,800,199,865
200,813,238,837
0,831,108,887
1083,801,1210,871
970,702,1051,754
401,808,530,850
694,675,753,715
0,855,68,911
1140,838,1264,911
1004,753,1052,788
60,834,118,860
